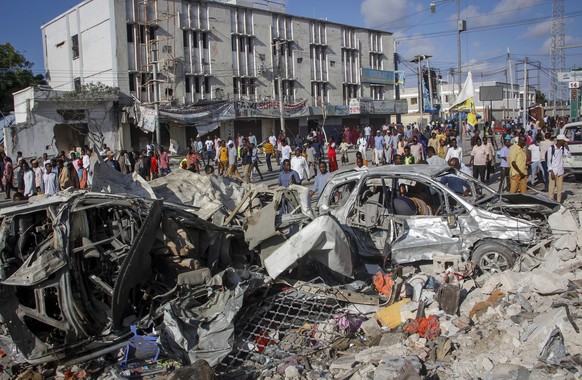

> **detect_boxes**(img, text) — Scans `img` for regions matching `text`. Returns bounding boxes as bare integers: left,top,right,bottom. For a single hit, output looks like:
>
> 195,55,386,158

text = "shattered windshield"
434,167,496,203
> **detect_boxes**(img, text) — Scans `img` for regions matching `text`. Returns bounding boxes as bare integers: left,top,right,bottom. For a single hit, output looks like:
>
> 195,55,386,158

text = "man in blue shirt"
310,162,330,199
278,159,301,187
373,130,384,166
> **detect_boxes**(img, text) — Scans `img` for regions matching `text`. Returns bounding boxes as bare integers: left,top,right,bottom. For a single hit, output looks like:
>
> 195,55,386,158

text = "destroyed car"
0,192,250,365
316,166,570,272
561,121,582,180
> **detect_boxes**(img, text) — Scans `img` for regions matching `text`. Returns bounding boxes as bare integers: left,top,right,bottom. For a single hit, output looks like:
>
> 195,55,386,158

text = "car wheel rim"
479,252,509,273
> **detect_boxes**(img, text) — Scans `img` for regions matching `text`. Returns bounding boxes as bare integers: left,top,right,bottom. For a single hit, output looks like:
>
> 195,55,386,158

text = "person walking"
373,130,384,166
485,136,496,182
227,142,241,179
528,137,545,188
291,148,309,182
470,137,488,183
497,137,512,193
3,157,14,199
547,134,571,203
357,132,368,161
328,139,338,172
263,139,275,172
278,159,300,187
240,141,253,184
508,136,528,194
250,143,263,181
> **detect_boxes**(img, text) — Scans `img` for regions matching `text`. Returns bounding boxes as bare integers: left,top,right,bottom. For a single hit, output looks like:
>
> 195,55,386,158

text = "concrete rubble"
0,167,581,379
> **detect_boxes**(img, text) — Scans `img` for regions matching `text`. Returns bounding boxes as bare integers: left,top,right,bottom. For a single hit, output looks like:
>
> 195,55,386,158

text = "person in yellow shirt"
263,140,275,172
508,136,528,194
218,141,229,176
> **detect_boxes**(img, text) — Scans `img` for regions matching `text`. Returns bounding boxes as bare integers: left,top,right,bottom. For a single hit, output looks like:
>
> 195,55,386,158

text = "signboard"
371,99,409,115
558,71,582,82
479,85,504,101
361,68,396,85
569,82,580,89
349,98,360,114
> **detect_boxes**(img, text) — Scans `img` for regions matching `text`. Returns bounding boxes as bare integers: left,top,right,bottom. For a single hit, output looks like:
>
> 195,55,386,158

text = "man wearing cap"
547,134,571,203
508,136,528,194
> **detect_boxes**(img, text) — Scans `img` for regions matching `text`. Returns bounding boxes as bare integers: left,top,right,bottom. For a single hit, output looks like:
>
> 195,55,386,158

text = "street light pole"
275,39,286,134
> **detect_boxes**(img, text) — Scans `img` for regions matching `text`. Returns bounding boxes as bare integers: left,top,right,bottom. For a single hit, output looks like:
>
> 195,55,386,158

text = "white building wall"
42,0,119,91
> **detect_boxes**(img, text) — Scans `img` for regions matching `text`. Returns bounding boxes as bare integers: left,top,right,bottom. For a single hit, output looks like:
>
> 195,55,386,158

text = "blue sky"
2,0,582,97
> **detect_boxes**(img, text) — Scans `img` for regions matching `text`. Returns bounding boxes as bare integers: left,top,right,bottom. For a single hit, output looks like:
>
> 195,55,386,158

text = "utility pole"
411,55,430,128
508,48,515,120
275,40,286,134
523,57,528,125
394,40,401,124
427,58,434,122
457,0,464,96
152,48,161,147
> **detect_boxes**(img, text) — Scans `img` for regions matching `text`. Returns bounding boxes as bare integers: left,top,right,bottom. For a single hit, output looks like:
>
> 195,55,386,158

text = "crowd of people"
1,149,92,201
2,115,571,204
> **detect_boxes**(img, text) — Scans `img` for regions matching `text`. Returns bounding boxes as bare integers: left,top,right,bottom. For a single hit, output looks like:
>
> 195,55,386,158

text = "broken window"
328,180,357,208
71,34,79,59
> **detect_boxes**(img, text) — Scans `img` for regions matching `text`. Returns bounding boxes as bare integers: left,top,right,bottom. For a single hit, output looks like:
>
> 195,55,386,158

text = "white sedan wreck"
311,166,575,273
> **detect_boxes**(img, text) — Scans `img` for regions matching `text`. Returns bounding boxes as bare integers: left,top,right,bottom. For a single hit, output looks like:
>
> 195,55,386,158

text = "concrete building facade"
37,0,404,152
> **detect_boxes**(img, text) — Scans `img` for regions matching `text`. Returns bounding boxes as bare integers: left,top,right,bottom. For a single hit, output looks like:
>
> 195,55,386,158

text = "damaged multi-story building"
7,0,407,157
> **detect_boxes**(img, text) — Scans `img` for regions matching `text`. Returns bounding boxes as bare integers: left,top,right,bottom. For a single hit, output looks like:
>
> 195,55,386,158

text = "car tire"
472,241,516,274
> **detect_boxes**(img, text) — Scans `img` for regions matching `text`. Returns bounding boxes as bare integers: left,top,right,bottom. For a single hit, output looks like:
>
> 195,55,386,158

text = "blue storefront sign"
361,68,396,85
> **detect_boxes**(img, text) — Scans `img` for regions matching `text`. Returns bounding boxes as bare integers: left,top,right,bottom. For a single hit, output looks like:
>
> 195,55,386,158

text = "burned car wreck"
0,192,251,365
314,166,575,272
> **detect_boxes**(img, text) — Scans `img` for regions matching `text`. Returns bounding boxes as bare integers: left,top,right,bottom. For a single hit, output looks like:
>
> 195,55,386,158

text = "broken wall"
7,87,121,159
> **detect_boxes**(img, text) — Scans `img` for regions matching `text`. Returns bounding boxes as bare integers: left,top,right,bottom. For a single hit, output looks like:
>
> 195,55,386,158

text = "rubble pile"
1,166,581,379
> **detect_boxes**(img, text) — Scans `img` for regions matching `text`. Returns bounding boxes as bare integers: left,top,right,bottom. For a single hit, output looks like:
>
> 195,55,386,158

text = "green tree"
0,43,46,113
535,90,547,105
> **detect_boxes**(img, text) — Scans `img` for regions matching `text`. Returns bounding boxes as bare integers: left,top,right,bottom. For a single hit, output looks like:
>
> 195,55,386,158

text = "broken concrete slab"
373,355,422,380
262,215,353,279
329,354,356,371
527,270,569,295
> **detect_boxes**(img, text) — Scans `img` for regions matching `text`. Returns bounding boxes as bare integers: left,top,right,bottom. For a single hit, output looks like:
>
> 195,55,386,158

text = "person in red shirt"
159,147,170,176
328,138,338,172
150,153,158,180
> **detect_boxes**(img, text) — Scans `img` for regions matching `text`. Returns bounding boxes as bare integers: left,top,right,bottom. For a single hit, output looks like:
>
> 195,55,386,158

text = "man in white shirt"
364,125,372,142
22,161,36,198
357,132,368,160
547,134,571,203
269,133,277,147
528,137,545,187
248,132,258,147
43,163,58,195
539,132,553,190
469,138,489,183
204,136,214,165
291,148,309,181
445,139,463,163
280,140,292,170
426,147,447,166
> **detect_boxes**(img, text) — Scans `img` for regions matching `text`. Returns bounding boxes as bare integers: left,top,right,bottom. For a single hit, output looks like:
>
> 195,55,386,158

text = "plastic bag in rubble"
0,335,26,363
539,327,568,364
